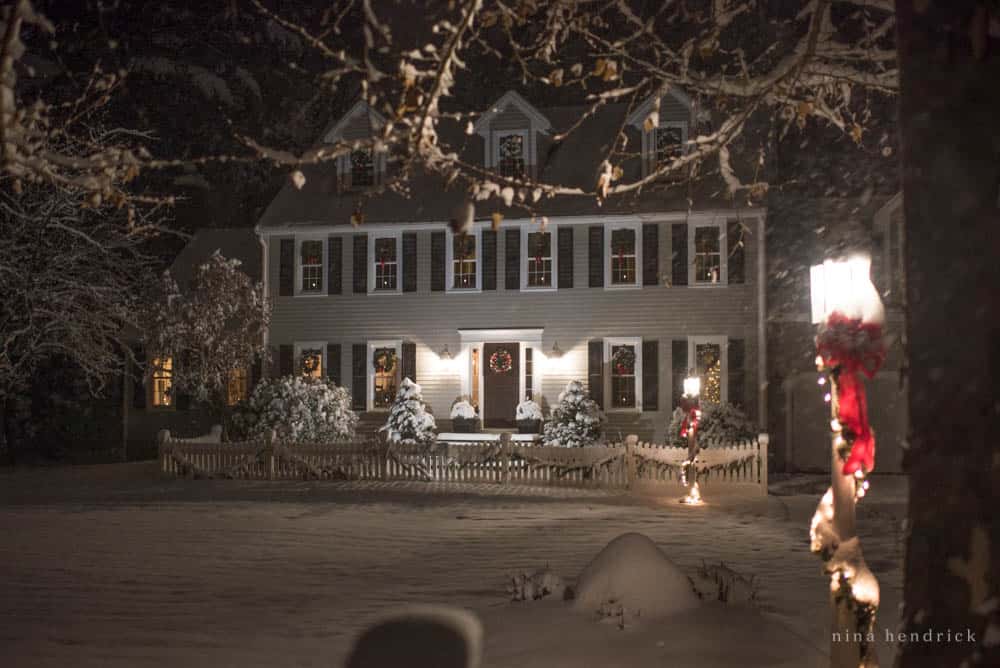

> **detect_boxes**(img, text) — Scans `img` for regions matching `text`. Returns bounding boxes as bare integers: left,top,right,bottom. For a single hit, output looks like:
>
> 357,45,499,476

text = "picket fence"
157,430,769,496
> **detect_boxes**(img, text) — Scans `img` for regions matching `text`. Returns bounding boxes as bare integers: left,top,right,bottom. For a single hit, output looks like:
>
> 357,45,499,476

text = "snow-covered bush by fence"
667,401,757,446
232,375,358,444
381,378,437,446
516,399,542,421
543,381,604,447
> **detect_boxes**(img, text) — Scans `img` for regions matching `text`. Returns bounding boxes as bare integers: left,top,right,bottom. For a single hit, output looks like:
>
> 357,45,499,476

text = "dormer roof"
472,90,552,137
625,87,695,129
322,99,387,144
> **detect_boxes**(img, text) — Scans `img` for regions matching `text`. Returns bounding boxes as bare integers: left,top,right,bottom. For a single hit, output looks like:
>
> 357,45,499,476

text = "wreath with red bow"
489,349,513,374
612,346,636,375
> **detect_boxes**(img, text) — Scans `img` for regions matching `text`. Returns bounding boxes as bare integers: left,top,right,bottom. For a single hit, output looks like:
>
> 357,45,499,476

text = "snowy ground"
0,464,907,667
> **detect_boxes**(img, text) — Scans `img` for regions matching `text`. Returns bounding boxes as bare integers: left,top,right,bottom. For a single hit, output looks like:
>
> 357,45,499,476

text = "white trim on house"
688,335,728,405
604,221,643,290
294,341,327,378
688,218,728,287
294,235,327,296
367,339,401,411
367,230,402,294
604,337,643,413
520,223,558,291
446,227,482,293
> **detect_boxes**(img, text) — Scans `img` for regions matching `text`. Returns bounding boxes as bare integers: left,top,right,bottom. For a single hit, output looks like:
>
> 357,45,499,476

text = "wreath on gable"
373,348,398,374
612,346,636,375
489,348,514,374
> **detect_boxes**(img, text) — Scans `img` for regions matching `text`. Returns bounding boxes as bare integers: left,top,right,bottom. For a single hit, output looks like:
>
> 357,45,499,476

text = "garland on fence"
632,450,758,479
164,444,269,479
510,449,625,479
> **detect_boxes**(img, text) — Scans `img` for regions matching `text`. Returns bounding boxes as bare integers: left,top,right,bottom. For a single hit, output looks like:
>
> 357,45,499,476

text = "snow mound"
572,532,699,619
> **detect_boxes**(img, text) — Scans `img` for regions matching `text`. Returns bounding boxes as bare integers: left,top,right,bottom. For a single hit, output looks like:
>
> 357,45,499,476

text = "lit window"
373,236,398,291
350,149,374,187
471,348,480,410
526,231,552,288
300,240,323,293
452,233,477,289
151,357,173,408
525,347,534,401
610,228,637,285
227,368,248,406
610,344,637,409
694,226,722,284
300,348,323,378
655,124,685,165
372,346,399,409
695,342,722,404
497,133,525,179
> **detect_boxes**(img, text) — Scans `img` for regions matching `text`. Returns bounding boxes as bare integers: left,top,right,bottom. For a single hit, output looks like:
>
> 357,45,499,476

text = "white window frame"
490,129,530,178
604,337,643,413
688,335,728,405
368,231,402,294
367,340,402,411
446,228,482,293
520,224,558,291
337,147,386,189
641,121,689,177
295,236,327,296
688,220,728,287
294,341,327,379
604,222,643,289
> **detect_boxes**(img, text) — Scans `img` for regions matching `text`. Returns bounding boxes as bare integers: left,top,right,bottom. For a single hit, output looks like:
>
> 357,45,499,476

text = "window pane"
696,343,722,404
694,226,721,283
351,149,374,187
452,233,477,288
300,349,323,378
498,134,525,179
610,228,637,285
527,231,552,287
374,237,398,290
301,240,323,292
655,126,684,164
373,346,398,408
227,368,248,406
152,357,173,407
610,344,636,409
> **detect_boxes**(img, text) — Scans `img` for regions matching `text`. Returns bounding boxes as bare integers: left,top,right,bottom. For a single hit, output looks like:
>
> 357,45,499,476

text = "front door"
483,342,520,428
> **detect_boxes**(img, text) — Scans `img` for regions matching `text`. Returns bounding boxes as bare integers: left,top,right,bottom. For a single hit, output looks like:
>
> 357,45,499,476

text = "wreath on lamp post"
373,348,398,374
612,346,636,375
489,348,514,374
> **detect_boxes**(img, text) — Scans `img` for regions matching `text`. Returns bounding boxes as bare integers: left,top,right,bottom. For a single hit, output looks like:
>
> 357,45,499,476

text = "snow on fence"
157,430,768,495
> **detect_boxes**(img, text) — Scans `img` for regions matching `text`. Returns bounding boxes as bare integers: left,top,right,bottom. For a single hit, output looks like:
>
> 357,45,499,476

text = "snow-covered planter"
449,397,480,433
667,401,757,446
515,399,543,434
542,380,605,447
232,375,358,444
380,378,437,446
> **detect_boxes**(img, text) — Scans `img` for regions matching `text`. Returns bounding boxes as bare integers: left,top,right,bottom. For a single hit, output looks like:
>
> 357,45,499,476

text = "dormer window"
655,123,687,167
473,91,552,182
627,89,696,177
323,100,388,191
350,148,375,187
496,132,526,179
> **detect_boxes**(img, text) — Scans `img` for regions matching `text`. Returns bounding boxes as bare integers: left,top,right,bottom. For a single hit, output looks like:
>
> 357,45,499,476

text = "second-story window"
497,132,526,179
300,240,323,293
350,148,374,187
373,236,398,291
694,226,722,284
610,228,637,286
453,233,477,289
526,231,553,288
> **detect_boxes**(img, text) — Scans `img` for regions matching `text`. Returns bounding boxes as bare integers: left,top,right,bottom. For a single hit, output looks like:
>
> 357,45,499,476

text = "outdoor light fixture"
809,255,884,325
549,341,564,358
683,373,701,398
438,345,453,360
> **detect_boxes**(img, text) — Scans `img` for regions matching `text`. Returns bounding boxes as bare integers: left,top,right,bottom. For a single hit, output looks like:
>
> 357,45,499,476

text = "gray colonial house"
254,90,767,442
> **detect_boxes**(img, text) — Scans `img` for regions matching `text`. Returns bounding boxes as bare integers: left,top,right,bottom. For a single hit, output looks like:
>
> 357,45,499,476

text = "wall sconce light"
550,341,564,358
439,345,453,360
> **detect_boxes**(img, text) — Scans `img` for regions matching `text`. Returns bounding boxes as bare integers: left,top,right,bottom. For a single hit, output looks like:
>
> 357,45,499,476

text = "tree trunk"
896,2,1000,666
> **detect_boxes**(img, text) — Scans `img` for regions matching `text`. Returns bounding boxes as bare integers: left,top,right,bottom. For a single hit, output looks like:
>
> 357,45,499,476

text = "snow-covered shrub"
232,375,358,444
515,399,543,421
380,378,437,446
667,401,757,446
450,398,477,419
542,380,605,447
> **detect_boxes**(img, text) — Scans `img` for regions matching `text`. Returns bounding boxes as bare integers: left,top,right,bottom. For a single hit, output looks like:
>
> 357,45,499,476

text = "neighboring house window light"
497,133,525,179
350,148,375,187
655,124,685,166
453,233,477,289
373,236,398,291
300,347,324,378
300,240,324,293
151,357,173,408
609,343,638,410
227,368,248,406
695,342,723,404
693,226,722,284
372,346,399,409
526,231,552,288
610,228,637,285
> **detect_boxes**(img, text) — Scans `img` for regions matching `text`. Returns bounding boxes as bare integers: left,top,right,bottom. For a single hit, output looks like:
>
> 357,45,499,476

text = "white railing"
157,429,768,495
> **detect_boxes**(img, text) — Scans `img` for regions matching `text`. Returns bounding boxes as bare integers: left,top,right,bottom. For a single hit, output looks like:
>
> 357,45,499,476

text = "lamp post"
809,255,886,668
680,371,702,505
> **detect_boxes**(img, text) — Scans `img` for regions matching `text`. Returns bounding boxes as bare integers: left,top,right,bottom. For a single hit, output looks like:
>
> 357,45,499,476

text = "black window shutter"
671,339,688,408
588,226,604,287
401,342,416,382
557,227,574,288
588,340,604,409
327,236,342,295
642,340,659,412
278,238,294,296
431,231,446,291
326,343,342,386
402,232,417,292
353,235,367,293
482,230,497,290
671,224,688,286
351,344,367,411
643,223,659,286
131,345,146,410
279,344,293,377
728,339,746,409
727,220,745,284
504,228,520,290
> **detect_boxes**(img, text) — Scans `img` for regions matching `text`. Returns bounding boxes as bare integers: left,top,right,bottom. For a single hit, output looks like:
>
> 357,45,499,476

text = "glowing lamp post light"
809,255,886,668
679,371,703,505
